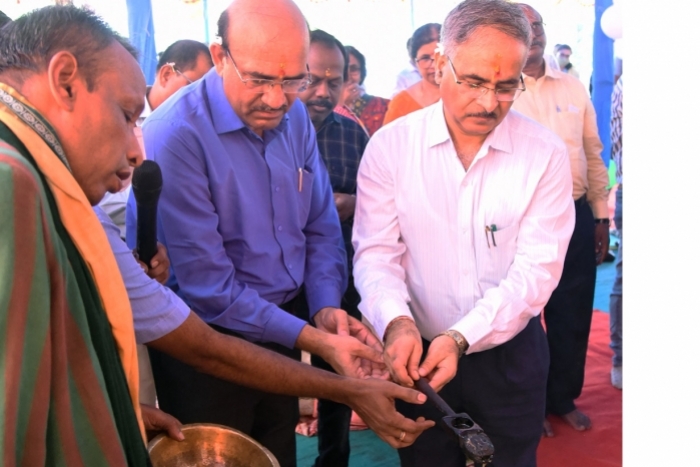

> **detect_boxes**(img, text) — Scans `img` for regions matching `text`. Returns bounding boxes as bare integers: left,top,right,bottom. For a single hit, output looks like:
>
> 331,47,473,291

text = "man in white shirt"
512,3,610,437
352,1,575,465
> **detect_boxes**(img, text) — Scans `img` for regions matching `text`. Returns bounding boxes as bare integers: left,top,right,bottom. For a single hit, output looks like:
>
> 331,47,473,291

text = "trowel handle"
415,377,455,417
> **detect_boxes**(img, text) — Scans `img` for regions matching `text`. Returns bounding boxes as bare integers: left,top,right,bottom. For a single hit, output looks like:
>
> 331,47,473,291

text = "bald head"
210,0,312,136
219,0,309,54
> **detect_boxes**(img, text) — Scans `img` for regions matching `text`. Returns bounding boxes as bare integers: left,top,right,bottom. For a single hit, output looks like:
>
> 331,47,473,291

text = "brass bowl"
147,423,280,467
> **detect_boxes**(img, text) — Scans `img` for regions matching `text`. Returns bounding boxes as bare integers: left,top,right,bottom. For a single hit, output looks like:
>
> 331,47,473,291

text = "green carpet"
297,430,399,467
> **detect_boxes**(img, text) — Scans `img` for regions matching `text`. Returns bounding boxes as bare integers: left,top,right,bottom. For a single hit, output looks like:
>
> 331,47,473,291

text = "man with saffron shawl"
0,6,151,466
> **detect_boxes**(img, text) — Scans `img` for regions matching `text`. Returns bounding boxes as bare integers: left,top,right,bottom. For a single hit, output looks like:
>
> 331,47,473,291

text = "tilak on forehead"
278,62,286,79
325,68,331,77
493,53,502,78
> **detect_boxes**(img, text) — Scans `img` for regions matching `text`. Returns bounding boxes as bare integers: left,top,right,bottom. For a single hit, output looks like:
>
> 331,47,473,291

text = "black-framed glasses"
531,21,546,36
223,46,310,94
415,54,435,67
167,62,193,84
446,57,526,102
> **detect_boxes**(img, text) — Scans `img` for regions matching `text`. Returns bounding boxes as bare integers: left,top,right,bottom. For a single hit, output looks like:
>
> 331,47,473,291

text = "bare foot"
542,418,554,437
560,410,591,431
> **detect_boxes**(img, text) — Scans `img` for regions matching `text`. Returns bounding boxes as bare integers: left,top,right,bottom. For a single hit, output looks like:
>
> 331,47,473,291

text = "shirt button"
277,225,282,231
288,264,293,269
275,186,280,192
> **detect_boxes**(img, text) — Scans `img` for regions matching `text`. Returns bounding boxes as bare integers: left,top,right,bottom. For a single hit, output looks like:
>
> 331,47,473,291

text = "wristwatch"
594,218,610,225
437,330,469,355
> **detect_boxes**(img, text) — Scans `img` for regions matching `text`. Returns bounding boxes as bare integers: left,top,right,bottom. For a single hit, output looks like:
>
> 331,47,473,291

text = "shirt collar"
427,100,514,155
543,58,560,79
205,69,246,134
326,110,342,125
203,68,291,137
138,89,153,126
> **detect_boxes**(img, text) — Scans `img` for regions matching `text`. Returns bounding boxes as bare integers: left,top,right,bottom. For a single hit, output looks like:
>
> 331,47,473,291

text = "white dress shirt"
512,60,609,219
352,103,575,354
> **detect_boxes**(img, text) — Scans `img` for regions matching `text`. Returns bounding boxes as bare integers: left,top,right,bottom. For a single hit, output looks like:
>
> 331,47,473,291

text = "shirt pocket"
476,223,519,289
297,166,314,225
553,110,583,150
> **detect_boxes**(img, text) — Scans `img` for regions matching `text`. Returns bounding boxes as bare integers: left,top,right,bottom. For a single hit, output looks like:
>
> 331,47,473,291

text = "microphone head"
132,160,162,205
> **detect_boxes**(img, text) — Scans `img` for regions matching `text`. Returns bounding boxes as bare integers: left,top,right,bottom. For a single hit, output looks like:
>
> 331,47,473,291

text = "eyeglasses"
446,57,526,102
223,47,310,94
415,54,435,67
531,21,546,36
167,62,193,84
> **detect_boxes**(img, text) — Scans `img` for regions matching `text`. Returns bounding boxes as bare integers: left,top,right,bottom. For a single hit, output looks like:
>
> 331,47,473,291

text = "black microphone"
132,160,162,266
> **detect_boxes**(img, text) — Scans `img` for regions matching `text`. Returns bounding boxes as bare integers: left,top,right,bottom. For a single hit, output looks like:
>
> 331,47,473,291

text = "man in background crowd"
554,43,580,79
298,28,371,467
99,39,213,238
609,74,623,390
513,3,610,437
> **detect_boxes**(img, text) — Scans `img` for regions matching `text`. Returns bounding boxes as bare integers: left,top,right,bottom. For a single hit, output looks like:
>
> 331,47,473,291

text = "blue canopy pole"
126,0,157,85
592,0,614,168
203,0,210,44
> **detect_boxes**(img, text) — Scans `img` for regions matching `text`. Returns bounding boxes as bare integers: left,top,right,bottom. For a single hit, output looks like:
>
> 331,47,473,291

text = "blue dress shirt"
95,206,189,345
126,68,347,349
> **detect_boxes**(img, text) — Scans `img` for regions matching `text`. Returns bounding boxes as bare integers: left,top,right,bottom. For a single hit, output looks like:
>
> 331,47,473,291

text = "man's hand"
344,378,435,448
140,404,184,442
311,307,387,379
135,242,170,284
383,318,423,387
347,314,390,380
334,193,356,222
594,223,610,265
417,335,460,392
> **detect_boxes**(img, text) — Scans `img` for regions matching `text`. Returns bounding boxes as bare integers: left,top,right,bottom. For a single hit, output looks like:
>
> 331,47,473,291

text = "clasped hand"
383,319,460,392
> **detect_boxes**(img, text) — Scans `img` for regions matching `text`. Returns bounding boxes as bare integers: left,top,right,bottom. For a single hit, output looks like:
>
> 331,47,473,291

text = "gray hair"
441,0,532,57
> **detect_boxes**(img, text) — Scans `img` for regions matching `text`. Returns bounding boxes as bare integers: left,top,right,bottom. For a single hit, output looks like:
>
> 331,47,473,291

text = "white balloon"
601,5,622,40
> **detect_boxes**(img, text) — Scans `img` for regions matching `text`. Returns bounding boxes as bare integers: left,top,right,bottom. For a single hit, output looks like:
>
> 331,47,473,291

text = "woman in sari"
339,46,390,137
383,23,441,125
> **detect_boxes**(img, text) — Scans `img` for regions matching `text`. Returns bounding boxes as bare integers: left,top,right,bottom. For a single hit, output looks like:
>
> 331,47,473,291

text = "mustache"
251,104,288,112
466,112,498,119
306,99,333,110
531,40,544,48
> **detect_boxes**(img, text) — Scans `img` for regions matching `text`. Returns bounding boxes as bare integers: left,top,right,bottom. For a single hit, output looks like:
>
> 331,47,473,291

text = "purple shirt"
94,207,189,345
126,68,347,349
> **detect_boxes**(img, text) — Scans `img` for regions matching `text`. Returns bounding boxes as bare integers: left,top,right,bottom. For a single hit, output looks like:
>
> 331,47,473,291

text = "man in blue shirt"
297,29,370,467
126,1,388,463
97,204,433,446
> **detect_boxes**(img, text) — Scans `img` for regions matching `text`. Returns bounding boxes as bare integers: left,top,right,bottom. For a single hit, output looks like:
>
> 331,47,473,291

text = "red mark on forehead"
278,63,286,79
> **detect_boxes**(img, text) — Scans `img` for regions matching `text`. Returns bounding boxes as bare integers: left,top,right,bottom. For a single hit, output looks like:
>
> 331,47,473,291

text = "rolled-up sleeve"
95,207,189,345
